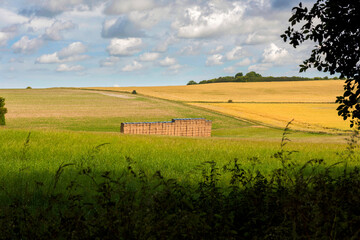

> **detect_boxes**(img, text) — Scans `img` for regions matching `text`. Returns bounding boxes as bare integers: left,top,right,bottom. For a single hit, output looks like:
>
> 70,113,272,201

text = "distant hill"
187,71,341,85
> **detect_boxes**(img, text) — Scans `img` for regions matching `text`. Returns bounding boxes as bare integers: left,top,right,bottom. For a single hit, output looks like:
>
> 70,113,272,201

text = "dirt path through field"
85,90,135,99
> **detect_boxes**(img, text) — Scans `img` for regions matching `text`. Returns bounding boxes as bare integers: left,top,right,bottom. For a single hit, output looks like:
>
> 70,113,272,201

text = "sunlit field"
87,80,344,103
87,80,349,133
189,102,350,132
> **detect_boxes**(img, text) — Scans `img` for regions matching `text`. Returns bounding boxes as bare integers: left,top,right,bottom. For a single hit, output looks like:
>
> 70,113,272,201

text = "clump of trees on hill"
187,71,341,85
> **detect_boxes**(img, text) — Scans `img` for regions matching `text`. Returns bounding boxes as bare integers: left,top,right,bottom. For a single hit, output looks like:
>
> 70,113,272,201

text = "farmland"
87,80,350,133
88,80,344,103
1,84,359,239
0,85,354,185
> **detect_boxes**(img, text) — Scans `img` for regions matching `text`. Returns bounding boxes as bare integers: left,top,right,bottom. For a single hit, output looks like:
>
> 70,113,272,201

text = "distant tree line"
187,71,342,85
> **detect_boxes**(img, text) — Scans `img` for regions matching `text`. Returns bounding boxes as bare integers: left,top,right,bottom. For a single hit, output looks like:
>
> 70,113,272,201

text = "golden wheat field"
86,80,350,133
87,80,344,103
189,103,350,132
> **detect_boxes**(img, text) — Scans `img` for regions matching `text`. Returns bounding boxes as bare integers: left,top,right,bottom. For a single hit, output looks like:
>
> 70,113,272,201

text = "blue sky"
0,0,326,88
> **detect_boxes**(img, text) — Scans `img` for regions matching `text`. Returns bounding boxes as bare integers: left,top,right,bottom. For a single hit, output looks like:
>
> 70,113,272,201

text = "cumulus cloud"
19,0,102,17
36,42,88,63
12,36,44,54
43,20,76,41
153,34,177,52
0,25,18,46
179,43,202,55
101,16,145,38
206,54,224,66
106,38,142,56
173,2,245,38
226,46,244,61
128,6,170,28
122,61,143,71
262,43,289,64
245,31,278,45
159,57,176,66
236,58,252,66
104,0,155,14
209,45,224,54
0,8,28,26
99,56,120,67
56,64,84,72
248,63,272,72
139,52,160,61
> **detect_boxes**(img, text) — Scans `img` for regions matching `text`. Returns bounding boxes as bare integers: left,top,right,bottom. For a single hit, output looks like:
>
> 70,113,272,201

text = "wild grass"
0,127,360,239
0,128,352,191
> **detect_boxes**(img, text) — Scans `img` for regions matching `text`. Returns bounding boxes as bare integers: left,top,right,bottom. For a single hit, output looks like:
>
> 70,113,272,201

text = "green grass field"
0,128,353,192
0,87,357,195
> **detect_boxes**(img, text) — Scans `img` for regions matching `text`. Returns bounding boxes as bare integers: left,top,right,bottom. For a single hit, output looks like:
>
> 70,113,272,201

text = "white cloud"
101,16,145,38
236,58,252,66
179,43,202,55
168,64,182,70
0,27,17,46
105,0,155,14
209,45,224,54
139,52,160,61
36,42,88,63
206,54,224,66
224,66,235,73
262,43,289,64
26,17,55,34
153,34,177,52
122,61,143,71
226,46,244,60
159,57,176,66
245,32,277,45
248,63,272,72
100,56,120,67
128,6,170,28
12,36,44,54
58,42,86,58
0,8,28,26
173,2,245,38
56,64,84,72
107,38,142,56
43,20,76,41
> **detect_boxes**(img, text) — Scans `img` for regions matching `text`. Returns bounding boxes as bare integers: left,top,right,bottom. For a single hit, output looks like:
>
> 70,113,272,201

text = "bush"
228,99,233,103
26,86,32,89
0,97,7,125
131,90,137,94
187,80,198,85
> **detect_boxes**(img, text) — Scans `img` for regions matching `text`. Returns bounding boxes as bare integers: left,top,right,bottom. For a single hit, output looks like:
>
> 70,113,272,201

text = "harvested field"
87,80,344,103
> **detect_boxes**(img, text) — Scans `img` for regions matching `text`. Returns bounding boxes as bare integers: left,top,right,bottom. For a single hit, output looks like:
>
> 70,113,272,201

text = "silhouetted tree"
282,0,360,127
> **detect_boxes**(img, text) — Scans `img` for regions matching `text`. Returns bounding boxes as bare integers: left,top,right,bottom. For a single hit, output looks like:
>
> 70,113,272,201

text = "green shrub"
0,97,7,125
131,90,137,94
228,99,233,103
26,86,32,89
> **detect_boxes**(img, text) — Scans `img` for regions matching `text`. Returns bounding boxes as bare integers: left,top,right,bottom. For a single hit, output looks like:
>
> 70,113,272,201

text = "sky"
0,0,327,88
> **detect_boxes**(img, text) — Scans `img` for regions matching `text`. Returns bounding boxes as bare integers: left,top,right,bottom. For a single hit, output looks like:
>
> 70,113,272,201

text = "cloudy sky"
0,0,325,88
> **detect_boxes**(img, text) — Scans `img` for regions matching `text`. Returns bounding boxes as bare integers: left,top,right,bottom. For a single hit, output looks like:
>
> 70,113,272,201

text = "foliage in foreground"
1,131,360,239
